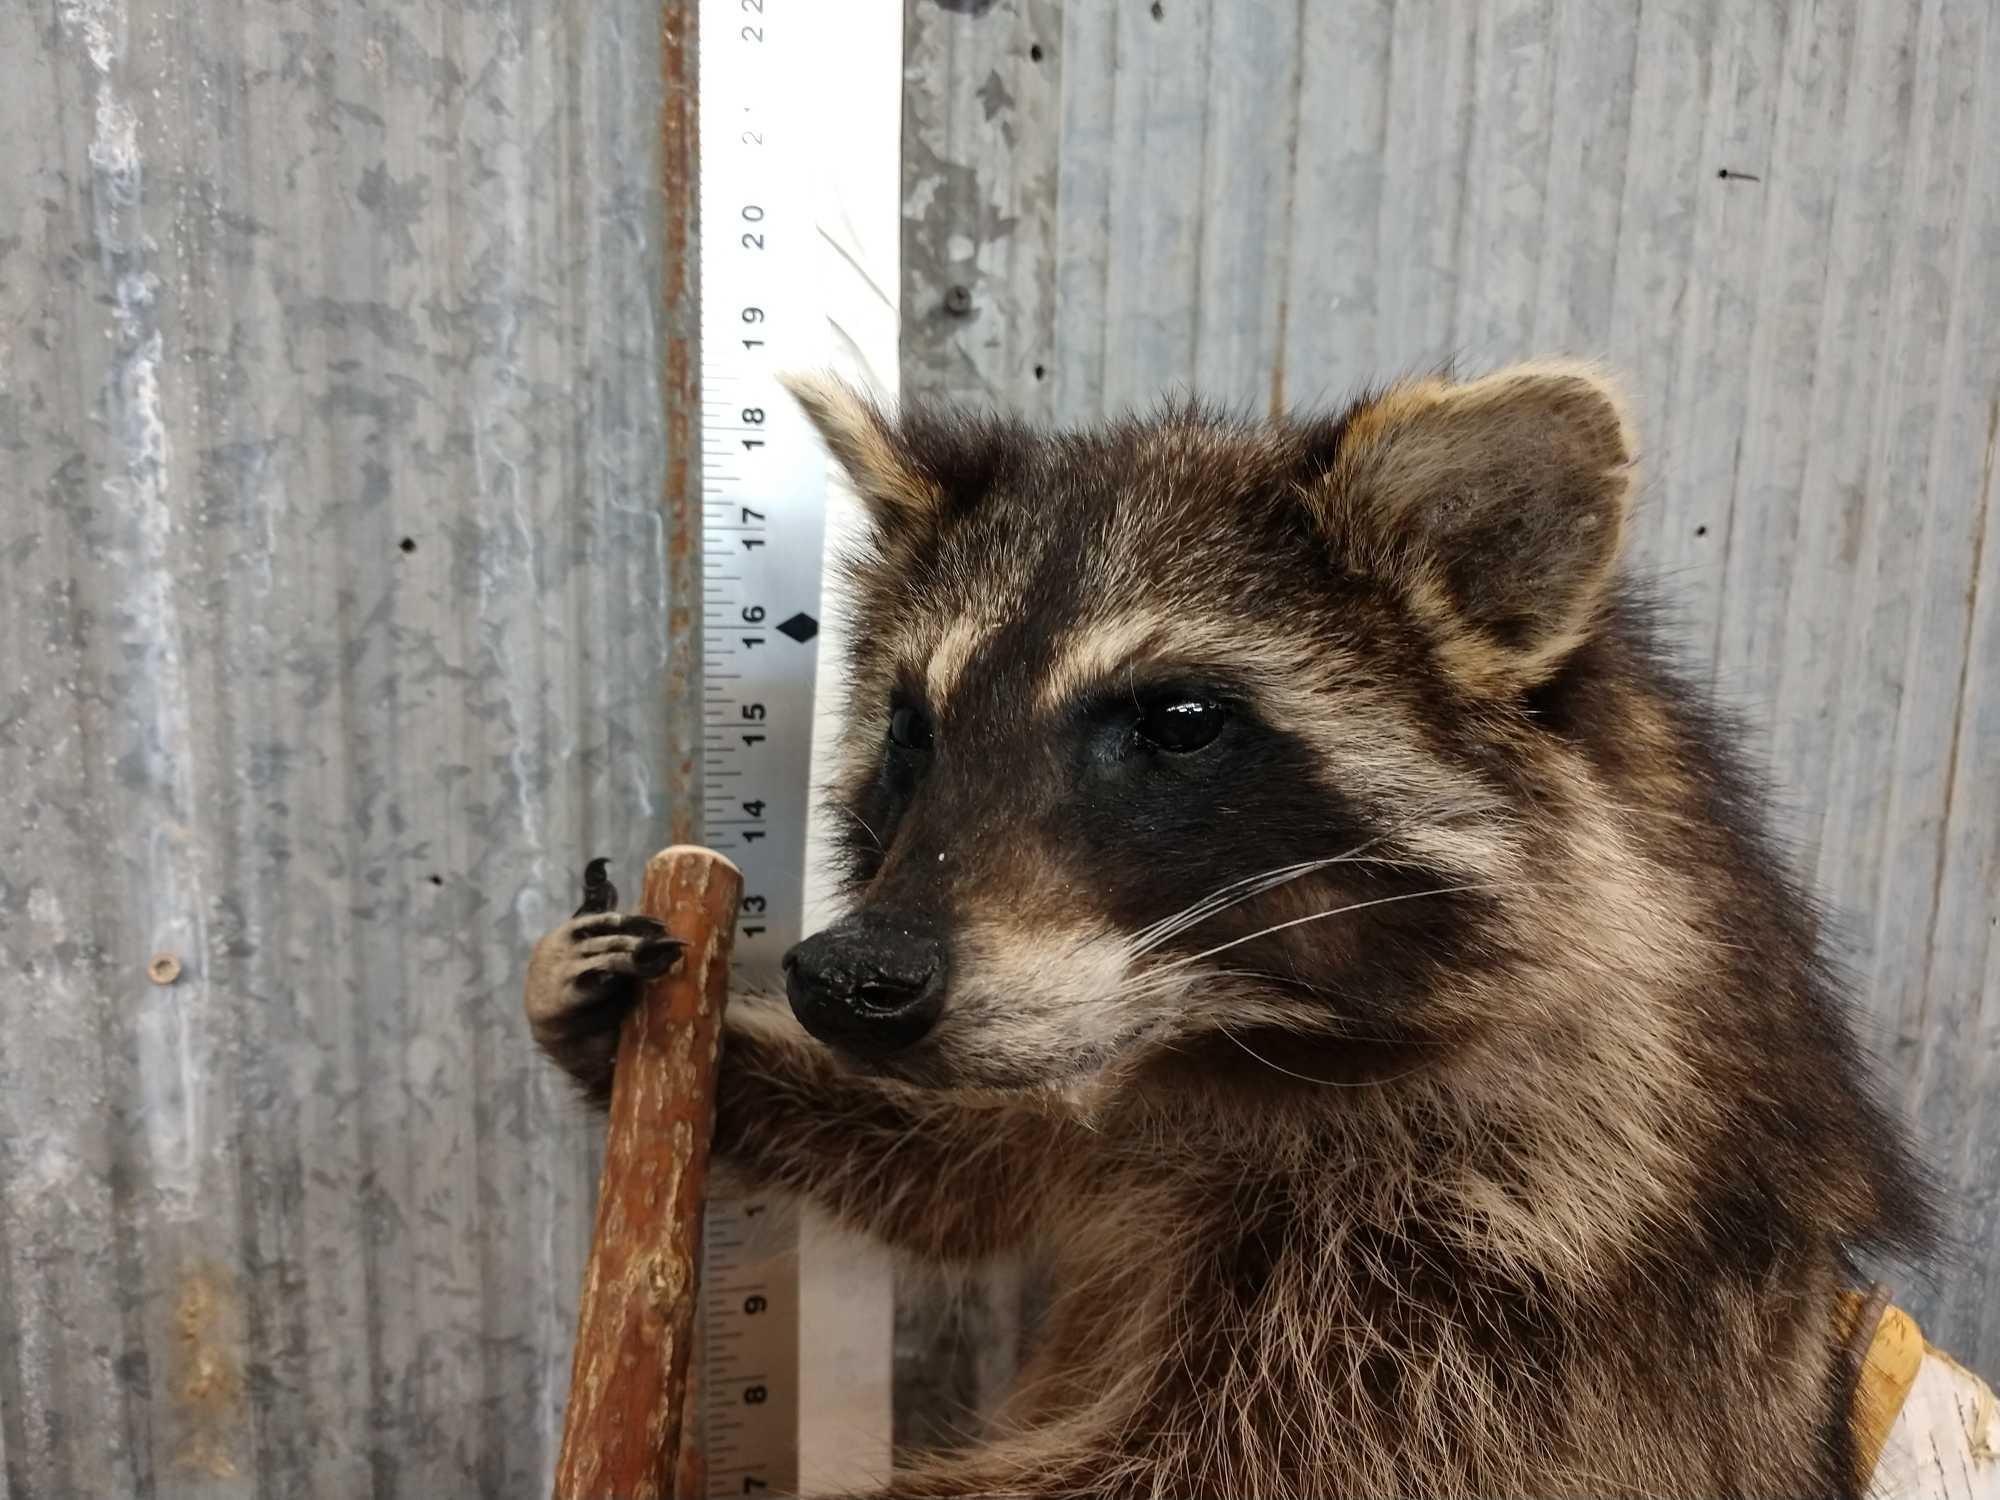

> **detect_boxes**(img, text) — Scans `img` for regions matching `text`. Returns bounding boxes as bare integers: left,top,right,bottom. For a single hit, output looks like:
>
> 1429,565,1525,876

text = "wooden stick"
554,846,743,1500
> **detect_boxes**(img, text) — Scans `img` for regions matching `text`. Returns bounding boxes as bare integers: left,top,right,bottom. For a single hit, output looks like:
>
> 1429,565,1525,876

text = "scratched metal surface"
0,0,694,1493
898,0,2000,1443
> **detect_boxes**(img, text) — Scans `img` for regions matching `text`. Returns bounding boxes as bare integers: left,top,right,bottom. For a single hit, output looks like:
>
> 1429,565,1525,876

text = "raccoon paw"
523,912,684,1099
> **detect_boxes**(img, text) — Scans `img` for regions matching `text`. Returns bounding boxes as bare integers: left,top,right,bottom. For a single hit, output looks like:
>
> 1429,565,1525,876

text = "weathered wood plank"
1875,1347,2000,1500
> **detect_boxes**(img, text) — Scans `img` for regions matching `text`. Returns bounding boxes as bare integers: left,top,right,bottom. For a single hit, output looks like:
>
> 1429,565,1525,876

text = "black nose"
783,913,948,1057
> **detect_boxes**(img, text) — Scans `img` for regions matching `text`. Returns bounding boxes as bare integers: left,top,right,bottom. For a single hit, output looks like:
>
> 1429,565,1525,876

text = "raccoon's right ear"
779,372,944,536
1310,361,1637,696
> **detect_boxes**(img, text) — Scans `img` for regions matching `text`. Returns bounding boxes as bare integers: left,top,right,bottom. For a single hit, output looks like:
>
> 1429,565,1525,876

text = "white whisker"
1182,883,1499,964
833,803,885,852
1216,1025,1430,1088
1132,864,1334,954
1127,804,1501,959
1130,838,1404,956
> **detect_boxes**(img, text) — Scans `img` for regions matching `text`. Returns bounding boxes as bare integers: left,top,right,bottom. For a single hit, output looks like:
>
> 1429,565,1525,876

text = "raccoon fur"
525,360,1934,1499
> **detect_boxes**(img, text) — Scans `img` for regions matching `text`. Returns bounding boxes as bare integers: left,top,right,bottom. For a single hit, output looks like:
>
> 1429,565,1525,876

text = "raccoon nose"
783,913,948,1057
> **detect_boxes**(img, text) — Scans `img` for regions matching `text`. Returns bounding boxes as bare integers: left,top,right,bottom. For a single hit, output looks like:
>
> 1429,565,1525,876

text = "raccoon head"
778,364,1638,1093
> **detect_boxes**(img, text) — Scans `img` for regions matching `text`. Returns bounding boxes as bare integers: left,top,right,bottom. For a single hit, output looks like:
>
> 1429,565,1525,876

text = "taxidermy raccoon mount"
527,361,1933,1499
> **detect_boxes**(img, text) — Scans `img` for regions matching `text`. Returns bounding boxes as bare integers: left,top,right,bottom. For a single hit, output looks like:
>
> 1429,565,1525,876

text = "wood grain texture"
899,0,2000,1451
1846,1293,1927,1487
1845,1294,2000,1499
1875,1342,2000,1500
554,848,742,1500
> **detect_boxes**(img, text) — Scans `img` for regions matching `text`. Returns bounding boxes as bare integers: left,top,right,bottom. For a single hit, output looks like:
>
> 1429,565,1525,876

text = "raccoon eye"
887,703,935,752
1135,696,1226,754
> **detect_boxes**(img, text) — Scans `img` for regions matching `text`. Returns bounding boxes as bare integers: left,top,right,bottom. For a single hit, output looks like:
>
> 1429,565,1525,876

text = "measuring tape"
695,17,817,1494
694,0,901,1491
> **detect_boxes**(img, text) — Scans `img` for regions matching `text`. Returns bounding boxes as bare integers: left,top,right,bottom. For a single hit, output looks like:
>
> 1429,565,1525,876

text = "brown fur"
527,361,1933,1498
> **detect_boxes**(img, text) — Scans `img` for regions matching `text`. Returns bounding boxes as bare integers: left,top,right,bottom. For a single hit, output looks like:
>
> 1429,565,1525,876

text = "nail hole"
1028,43,1043,62
428,874,444,887
1033,364,1046,380
1694,524,1709,538
399,537,417,554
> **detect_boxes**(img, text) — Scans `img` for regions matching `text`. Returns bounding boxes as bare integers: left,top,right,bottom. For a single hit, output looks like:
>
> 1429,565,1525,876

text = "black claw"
574,857,618,917
632,938,686,976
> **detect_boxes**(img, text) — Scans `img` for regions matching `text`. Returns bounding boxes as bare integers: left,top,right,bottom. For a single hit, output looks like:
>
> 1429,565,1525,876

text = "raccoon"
525,361,1934,1499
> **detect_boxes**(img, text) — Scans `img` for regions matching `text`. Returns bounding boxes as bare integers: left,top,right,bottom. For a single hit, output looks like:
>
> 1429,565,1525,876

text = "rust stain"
173,1262,246,1479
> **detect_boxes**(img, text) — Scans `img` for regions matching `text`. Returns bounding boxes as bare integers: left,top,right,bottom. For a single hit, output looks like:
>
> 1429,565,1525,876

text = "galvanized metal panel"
0,0,690,1493
900,0,2000,1444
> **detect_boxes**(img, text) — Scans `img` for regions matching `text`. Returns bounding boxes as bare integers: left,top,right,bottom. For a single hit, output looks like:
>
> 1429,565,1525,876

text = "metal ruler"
694,0,828,1492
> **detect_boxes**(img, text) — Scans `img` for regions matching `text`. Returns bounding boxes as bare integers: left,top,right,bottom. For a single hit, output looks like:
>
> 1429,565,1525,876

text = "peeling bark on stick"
555,846,743,1500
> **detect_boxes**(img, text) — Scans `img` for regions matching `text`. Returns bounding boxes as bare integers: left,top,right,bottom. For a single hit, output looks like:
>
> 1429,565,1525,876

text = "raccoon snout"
783,913,949,1058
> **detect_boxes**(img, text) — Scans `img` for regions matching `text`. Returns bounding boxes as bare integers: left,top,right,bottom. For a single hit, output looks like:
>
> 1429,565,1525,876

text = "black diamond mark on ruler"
776,612,818,644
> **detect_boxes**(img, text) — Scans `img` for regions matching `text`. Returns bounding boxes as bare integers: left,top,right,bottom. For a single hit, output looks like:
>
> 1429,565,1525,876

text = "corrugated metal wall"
0,0,693,1492
899,0,2000,1440
3,0,1997,1492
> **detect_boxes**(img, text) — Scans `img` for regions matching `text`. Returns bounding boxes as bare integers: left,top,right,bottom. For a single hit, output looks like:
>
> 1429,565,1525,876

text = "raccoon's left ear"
1312,360,1637,695
779,372,943,535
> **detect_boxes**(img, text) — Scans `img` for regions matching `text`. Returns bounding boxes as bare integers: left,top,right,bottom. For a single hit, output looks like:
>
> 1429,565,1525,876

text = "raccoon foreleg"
526,910,1079,1260
712,1005,1081,1261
